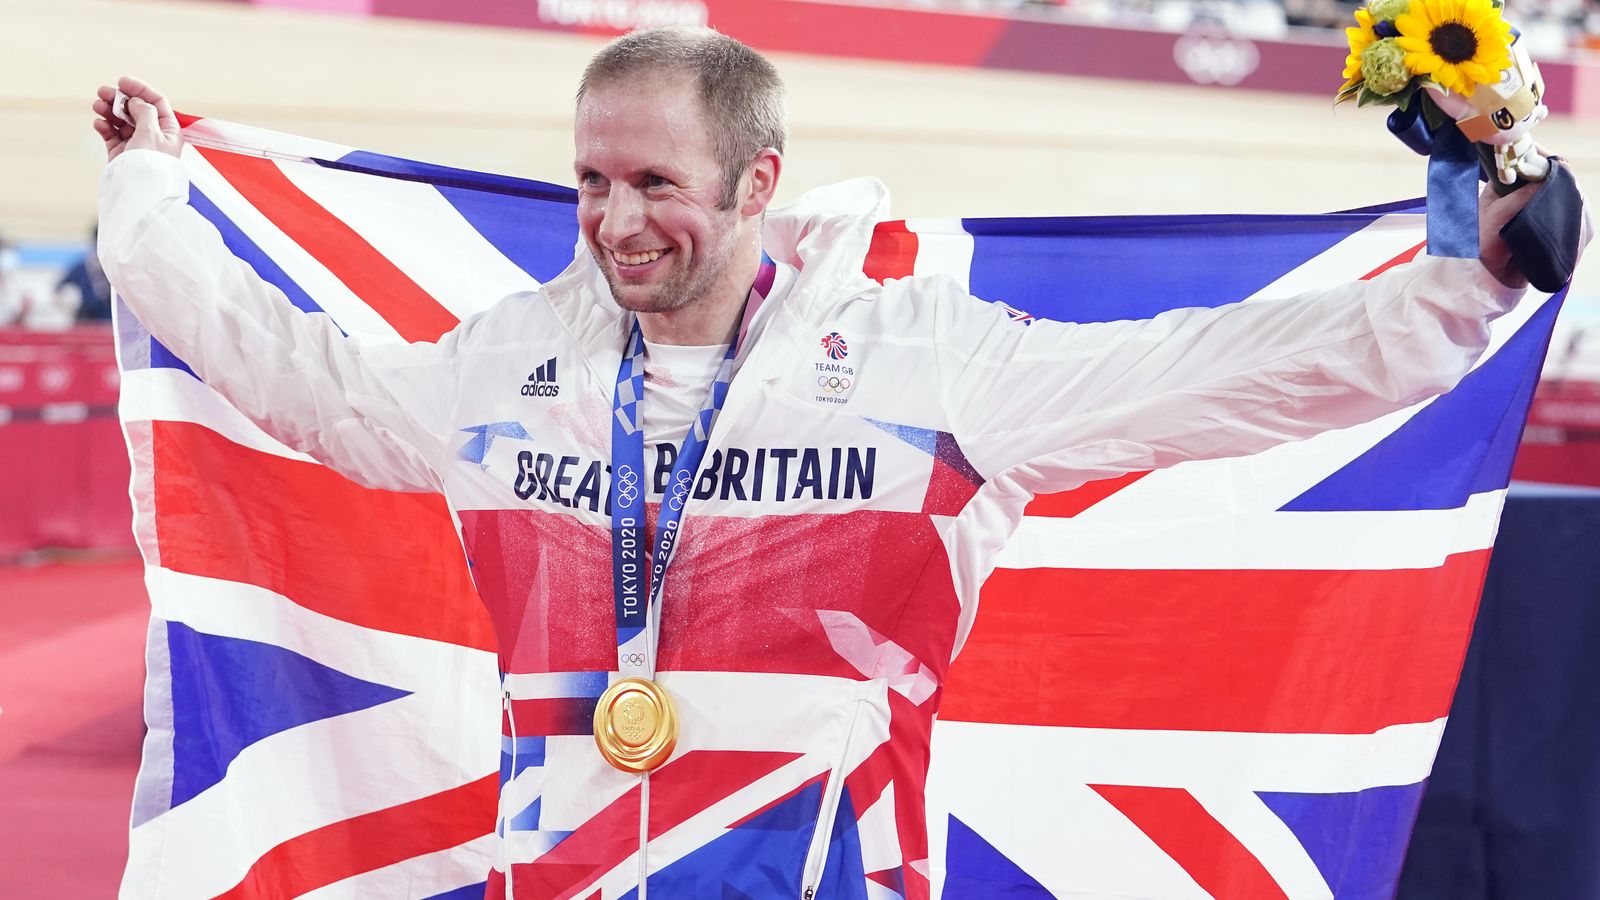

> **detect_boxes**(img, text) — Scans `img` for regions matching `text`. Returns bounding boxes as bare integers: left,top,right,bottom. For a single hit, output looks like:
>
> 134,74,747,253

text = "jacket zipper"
503,688,517,900
799,701,863,899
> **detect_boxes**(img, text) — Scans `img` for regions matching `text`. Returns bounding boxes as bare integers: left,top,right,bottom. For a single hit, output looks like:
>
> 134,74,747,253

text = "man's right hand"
92,77,183,162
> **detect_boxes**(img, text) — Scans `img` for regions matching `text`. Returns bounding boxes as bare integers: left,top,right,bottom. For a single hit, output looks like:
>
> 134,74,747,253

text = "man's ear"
741,148,783,217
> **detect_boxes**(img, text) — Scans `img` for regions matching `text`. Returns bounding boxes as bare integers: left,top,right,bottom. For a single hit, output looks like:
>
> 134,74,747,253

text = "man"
94,26,1559,900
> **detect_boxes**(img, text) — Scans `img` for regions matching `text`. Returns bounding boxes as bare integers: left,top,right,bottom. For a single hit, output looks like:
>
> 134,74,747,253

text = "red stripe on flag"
516,750,798,897
864,221,918,284
509,697,598,736
152,420,495,652
648,750,800,839
215,774,497,900
1091,785,1289,899
942,550,1491,733
1024,471,1151,518
1362,240,1427,280
194,146,460,342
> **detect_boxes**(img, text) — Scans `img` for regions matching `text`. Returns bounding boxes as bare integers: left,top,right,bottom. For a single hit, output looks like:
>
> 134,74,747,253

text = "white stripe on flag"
183,149,403,341
905,218,975,289
1190,785,1336,899
930,718,1445,796
119,368,314,463
279,159,542,322
999,488,1505,570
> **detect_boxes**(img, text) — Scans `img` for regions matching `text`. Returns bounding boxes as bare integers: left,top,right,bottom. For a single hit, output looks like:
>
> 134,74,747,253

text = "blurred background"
4,0,1600,896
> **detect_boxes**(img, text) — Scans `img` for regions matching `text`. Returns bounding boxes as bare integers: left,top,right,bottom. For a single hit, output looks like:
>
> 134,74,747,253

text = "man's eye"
579,172,605,189
645,174,670,190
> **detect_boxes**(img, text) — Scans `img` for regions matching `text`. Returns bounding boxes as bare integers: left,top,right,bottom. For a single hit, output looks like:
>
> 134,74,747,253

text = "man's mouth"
611,248,670,267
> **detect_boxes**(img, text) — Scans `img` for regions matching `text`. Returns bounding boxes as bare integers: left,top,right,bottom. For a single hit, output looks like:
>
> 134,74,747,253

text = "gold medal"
593,677,679,773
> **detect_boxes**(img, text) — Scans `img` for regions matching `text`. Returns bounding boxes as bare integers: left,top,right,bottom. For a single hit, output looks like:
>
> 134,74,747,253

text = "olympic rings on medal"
816,375,852,394
614,465,641,505
618,652,646,668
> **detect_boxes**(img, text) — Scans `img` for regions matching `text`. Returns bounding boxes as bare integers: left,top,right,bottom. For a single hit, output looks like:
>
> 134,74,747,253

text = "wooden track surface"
7,0,1600,240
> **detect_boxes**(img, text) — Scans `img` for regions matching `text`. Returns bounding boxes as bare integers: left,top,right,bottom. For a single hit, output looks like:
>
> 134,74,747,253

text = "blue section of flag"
942,814,1053,898
508,796,541,832
149,337,196,378
166,620,411,809
632,780,864,899
499,734,546,789
187,185,327,319
329,151,580,282
437,186,579,283
421,882,488,900
153,183,335,378
963,213,1380,324
1283,292,1563,512
1258,781,1428,898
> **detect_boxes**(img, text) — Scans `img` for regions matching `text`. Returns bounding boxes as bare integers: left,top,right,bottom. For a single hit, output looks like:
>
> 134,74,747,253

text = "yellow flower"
1342,8,1379,90
1394,0,1513,97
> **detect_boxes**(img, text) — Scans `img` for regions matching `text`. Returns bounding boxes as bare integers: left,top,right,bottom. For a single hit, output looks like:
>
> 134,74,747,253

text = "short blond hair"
578,27,787,209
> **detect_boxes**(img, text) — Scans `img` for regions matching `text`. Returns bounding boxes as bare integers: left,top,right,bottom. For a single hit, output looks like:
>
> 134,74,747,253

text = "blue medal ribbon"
608,259,776,678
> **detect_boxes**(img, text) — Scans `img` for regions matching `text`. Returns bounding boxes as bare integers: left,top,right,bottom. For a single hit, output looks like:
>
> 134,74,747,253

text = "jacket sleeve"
99,149,466,493
928,254,1525,492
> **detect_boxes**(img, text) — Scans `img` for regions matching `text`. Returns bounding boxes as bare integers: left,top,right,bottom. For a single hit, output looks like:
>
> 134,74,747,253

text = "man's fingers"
127,96,159,131
117,75,151,97
115,76,178,129
96,84,117,103
117,75,169,110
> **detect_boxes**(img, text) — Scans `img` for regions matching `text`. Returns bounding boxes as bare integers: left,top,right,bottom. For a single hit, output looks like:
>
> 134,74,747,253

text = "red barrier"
0,327,134,557
1513,379,1600,488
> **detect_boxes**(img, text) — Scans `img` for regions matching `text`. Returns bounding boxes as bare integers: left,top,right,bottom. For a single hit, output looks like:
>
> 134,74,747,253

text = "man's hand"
1478,174,1594,289
92,77,183,162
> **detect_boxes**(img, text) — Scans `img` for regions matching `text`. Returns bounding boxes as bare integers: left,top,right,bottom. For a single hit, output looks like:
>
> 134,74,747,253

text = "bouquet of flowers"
1336,0,1549,187
1336,0,1513,109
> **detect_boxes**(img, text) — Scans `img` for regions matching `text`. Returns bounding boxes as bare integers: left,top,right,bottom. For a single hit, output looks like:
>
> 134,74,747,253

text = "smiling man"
95,25,1564,900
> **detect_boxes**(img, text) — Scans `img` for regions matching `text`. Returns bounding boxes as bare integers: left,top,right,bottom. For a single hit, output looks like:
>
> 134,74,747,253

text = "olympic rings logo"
614,465,640,505
618,652,646,668
817,375,852,393
667,474,691,511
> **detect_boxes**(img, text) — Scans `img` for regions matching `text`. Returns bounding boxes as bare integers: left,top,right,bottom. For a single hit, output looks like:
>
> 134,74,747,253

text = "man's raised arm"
918,183,1580,491
94,77,463,493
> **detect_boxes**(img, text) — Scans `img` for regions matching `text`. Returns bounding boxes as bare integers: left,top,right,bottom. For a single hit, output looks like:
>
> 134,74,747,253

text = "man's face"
574,72,745,317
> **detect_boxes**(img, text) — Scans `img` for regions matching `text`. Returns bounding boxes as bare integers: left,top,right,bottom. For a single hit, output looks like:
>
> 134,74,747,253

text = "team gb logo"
820,332,849,360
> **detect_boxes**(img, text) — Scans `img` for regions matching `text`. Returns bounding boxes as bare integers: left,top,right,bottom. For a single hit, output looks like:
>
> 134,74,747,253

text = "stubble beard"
594,223,741,317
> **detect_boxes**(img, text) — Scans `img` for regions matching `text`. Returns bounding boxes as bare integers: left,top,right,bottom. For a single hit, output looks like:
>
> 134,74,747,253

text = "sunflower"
1394,0,1513,97
1342,7,1379,90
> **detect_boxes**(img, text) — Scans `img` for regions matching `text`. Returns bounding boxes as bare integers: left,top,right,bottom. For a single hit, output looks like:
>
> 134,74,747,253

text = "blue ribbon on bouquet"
1387,99,1481,260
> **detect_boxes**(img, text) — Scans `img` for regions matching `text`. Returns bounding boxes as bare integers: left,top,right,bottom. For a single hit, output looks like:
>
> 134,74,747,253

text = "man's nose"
598,185,645,248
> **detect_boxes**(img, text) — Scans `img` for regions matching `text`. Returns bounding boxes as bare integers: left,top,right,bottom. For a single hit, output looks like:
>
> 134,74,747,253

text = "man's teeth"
614,249,665,266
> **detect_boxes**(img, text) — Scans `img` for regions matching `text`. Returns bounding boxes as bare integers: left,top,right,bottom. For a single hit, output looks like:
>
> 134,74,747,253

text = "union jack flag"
114,115,1560,898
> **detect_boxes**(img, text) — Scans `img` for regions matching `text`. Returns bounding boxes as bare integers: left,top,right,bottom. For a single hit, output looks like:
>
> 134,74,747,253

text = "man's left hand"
1479,175,1593,289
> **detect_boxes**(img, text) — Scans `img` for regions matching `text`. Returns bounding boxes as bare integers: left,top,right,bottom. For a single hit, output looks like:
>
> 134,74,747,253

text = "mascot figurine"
1339,0,1584,289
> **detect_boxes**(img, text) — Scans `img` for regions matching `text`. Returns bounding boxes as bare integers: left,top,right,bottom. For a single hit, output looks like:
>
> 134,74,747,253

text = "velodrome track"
4,2,1600,897
0,557,146,897
10,0,1600,238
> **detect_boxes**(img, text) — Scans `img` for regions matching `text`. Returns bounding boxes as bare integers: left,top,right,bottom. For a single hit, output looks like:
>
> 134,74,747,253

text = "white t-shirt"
639,340,728,446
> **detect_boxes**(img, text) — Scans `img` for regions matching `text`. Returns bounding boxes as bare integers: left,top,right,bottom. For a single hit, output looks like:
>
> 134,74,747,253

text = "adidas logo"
521,357,560,398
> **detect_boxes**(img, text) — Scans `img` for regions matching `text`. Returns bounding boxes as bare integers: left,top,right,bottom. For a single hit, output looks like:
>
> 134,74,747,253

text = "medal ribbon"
609,260,776,679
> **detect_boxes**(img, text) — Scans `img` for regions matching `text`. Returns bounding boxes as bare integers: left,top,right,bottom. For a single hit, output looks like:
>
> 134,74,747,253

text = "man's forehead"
577,69,700,121
574,74,713,165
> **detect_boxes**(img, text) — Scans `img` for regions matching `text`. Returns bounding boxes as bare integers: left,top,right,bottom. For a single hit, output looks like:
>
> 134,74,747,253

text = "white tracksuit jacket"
99,148,1521,899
